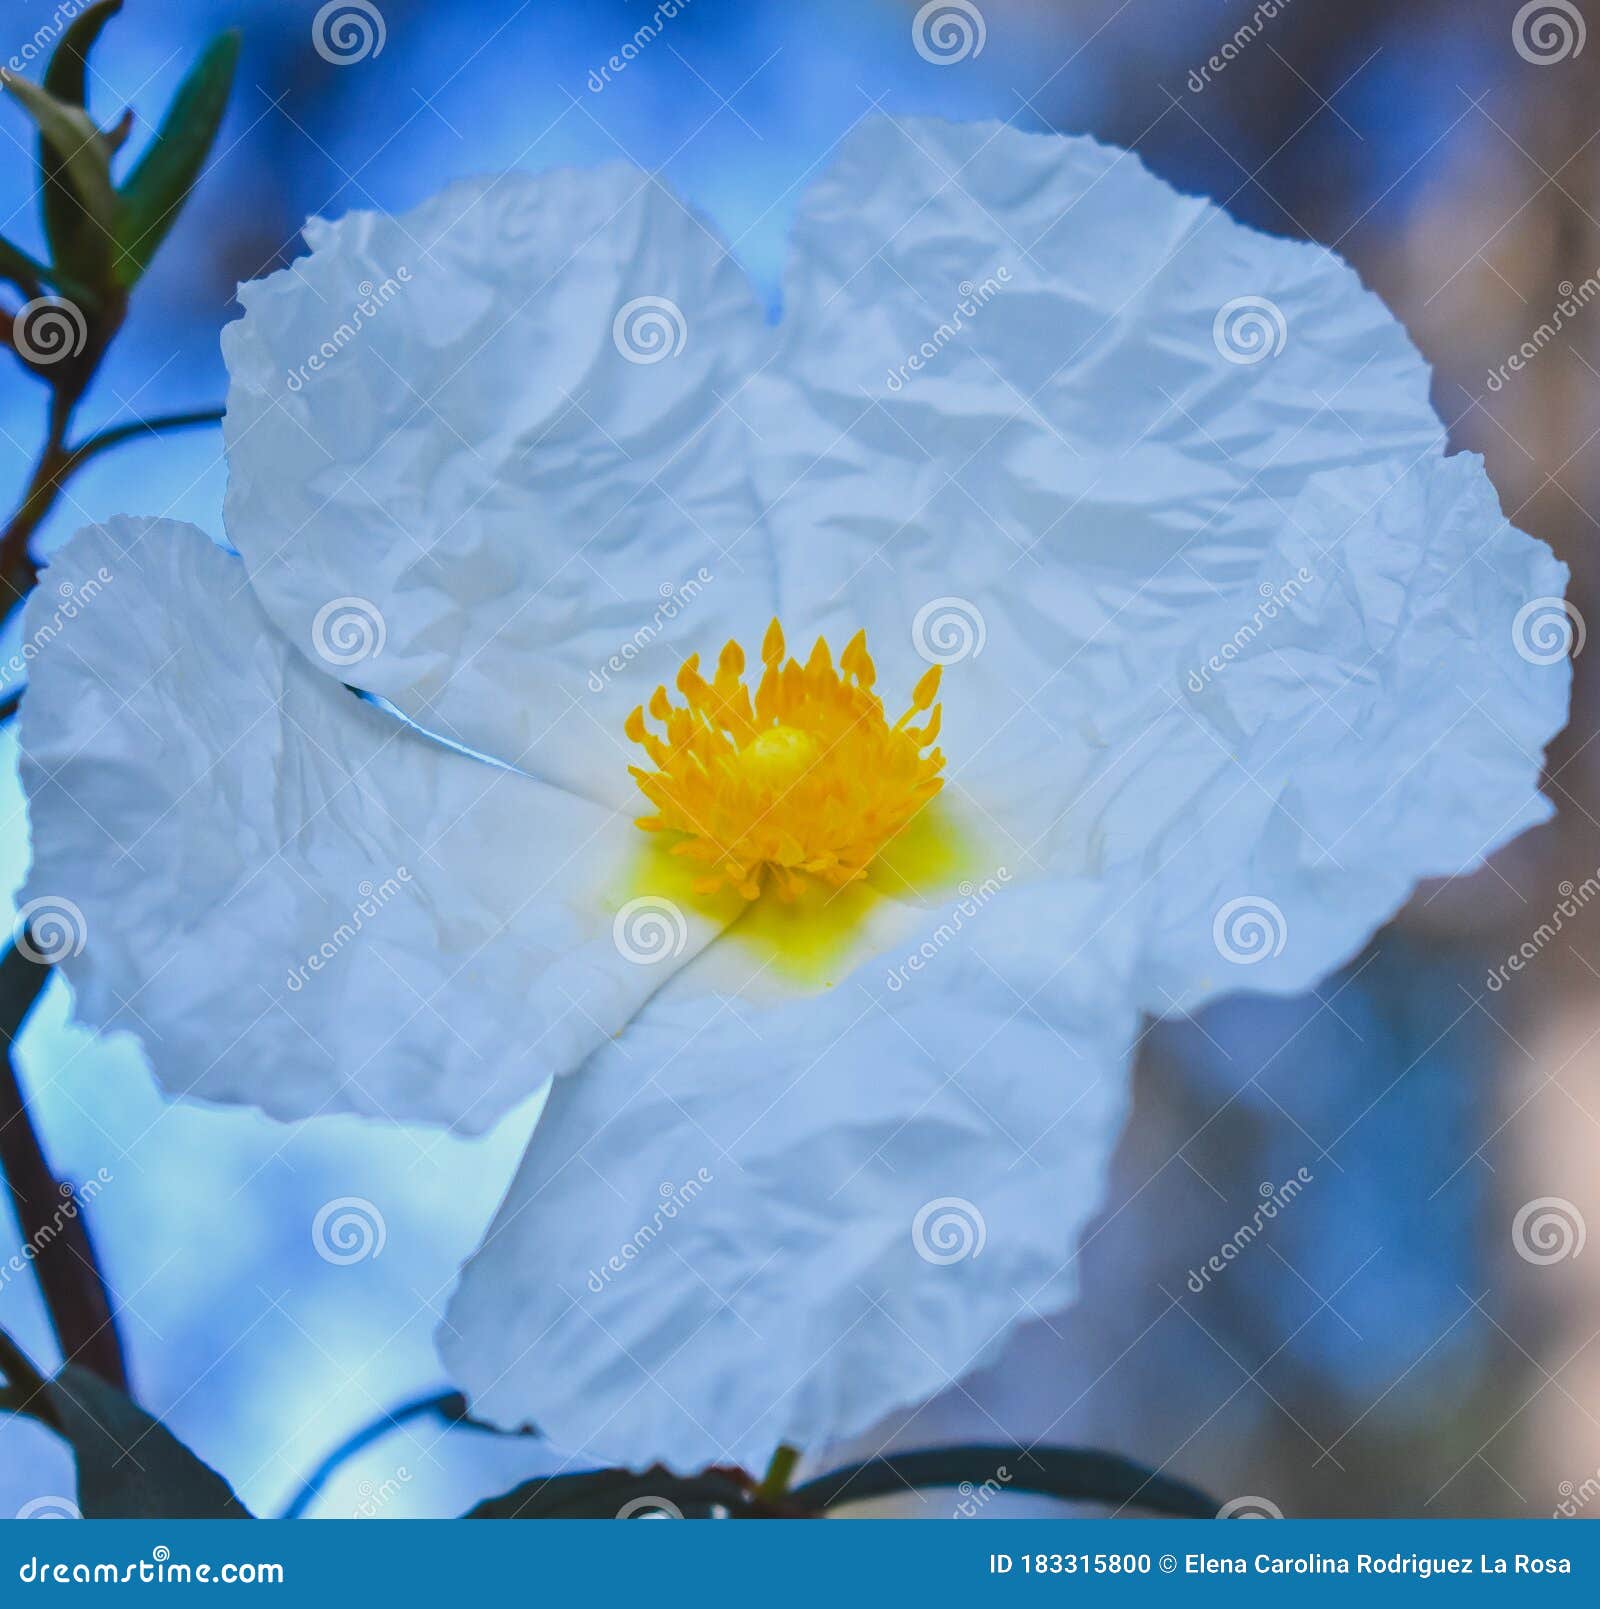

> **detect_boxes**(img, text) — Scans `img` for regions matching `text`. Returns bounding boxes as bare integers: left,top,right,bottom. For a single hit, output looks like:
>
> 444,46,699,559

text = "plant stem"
0,402,222,626
0,387,73,612
0,942,128,1390
279,1391,470,1519
756,1443,802,1505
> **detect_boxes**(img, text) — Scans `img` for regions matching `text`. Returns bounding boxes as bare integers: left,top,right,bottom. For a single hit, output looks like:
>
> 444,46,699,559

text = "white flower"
20,117,1567,1474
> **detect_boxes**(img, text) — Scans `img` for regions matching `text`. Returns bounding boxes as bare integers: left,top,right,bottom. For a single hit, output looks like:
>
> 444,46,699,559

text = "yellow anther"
626,623,947,902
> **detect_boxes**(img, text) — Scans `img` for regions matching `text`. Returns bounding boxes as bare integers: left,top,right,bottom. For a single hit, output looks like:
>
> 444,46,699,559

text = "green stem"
755,1443,802,1505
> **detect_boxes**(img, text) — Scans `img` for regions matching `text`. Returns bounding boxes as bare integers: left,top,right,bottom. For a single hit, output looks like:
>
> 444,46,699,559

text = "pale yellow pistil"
625,620,945,902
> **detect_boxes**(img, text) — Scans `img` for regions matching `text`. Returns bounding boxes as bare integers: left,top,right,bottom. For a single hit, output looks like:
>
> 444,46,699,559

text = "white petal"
20,519,723,1130
439,880,1137,1474
1143,451,1569,1006
221,170,774,799
748,117,1567,1007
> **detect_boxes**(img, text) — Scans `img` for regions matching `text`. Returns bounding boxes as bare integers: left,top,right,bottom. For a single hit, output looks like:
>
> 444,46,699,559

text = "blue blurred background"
3,0,1599,1519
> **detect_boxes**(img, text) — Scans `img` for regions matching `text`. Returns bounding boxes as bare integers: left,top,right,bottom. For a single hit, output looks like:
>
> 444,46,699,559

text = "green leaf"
42,0,124,107
1,68,117,299
45,1364,253,1519
112,30,239,288
465,1466,751,1519
36,0,123,295
792,1444,1220,1518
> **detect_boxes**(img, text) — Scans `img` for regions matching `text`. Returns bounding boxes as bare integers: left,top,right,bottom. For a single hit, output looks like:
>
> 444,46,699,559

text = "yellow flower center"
625,620,945,903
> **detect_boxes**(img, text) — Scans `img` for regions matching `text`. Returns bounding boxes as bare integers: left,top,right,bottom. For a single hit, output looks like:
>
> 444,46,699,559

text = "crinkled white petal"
220,118,1568,1023
440,881,1137,1474
747,117,1566,1007
1142,451,1569,1005
19,519,725,1130
221,169,775,799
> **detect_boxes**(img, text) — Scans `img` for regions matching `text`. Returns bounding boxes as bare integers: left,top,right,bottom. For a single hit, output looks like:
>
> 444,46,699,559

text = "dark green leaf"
42,0,124,107
2,68,117,301
793,1444,1219,1518
465,1466,751,1519
112,31,239,288
35,0,122,296
45,1364,253,1519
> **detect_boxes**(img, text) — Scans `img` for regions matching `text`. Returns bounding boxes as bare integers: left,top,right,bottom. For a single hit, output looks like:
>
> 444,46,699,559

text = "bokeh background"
2,0,1598,1519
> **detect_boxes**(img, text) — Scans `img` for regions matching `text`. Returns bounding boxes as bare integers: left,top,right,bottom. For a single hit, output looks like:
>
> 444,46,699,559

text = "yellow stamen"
626,620,946,903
